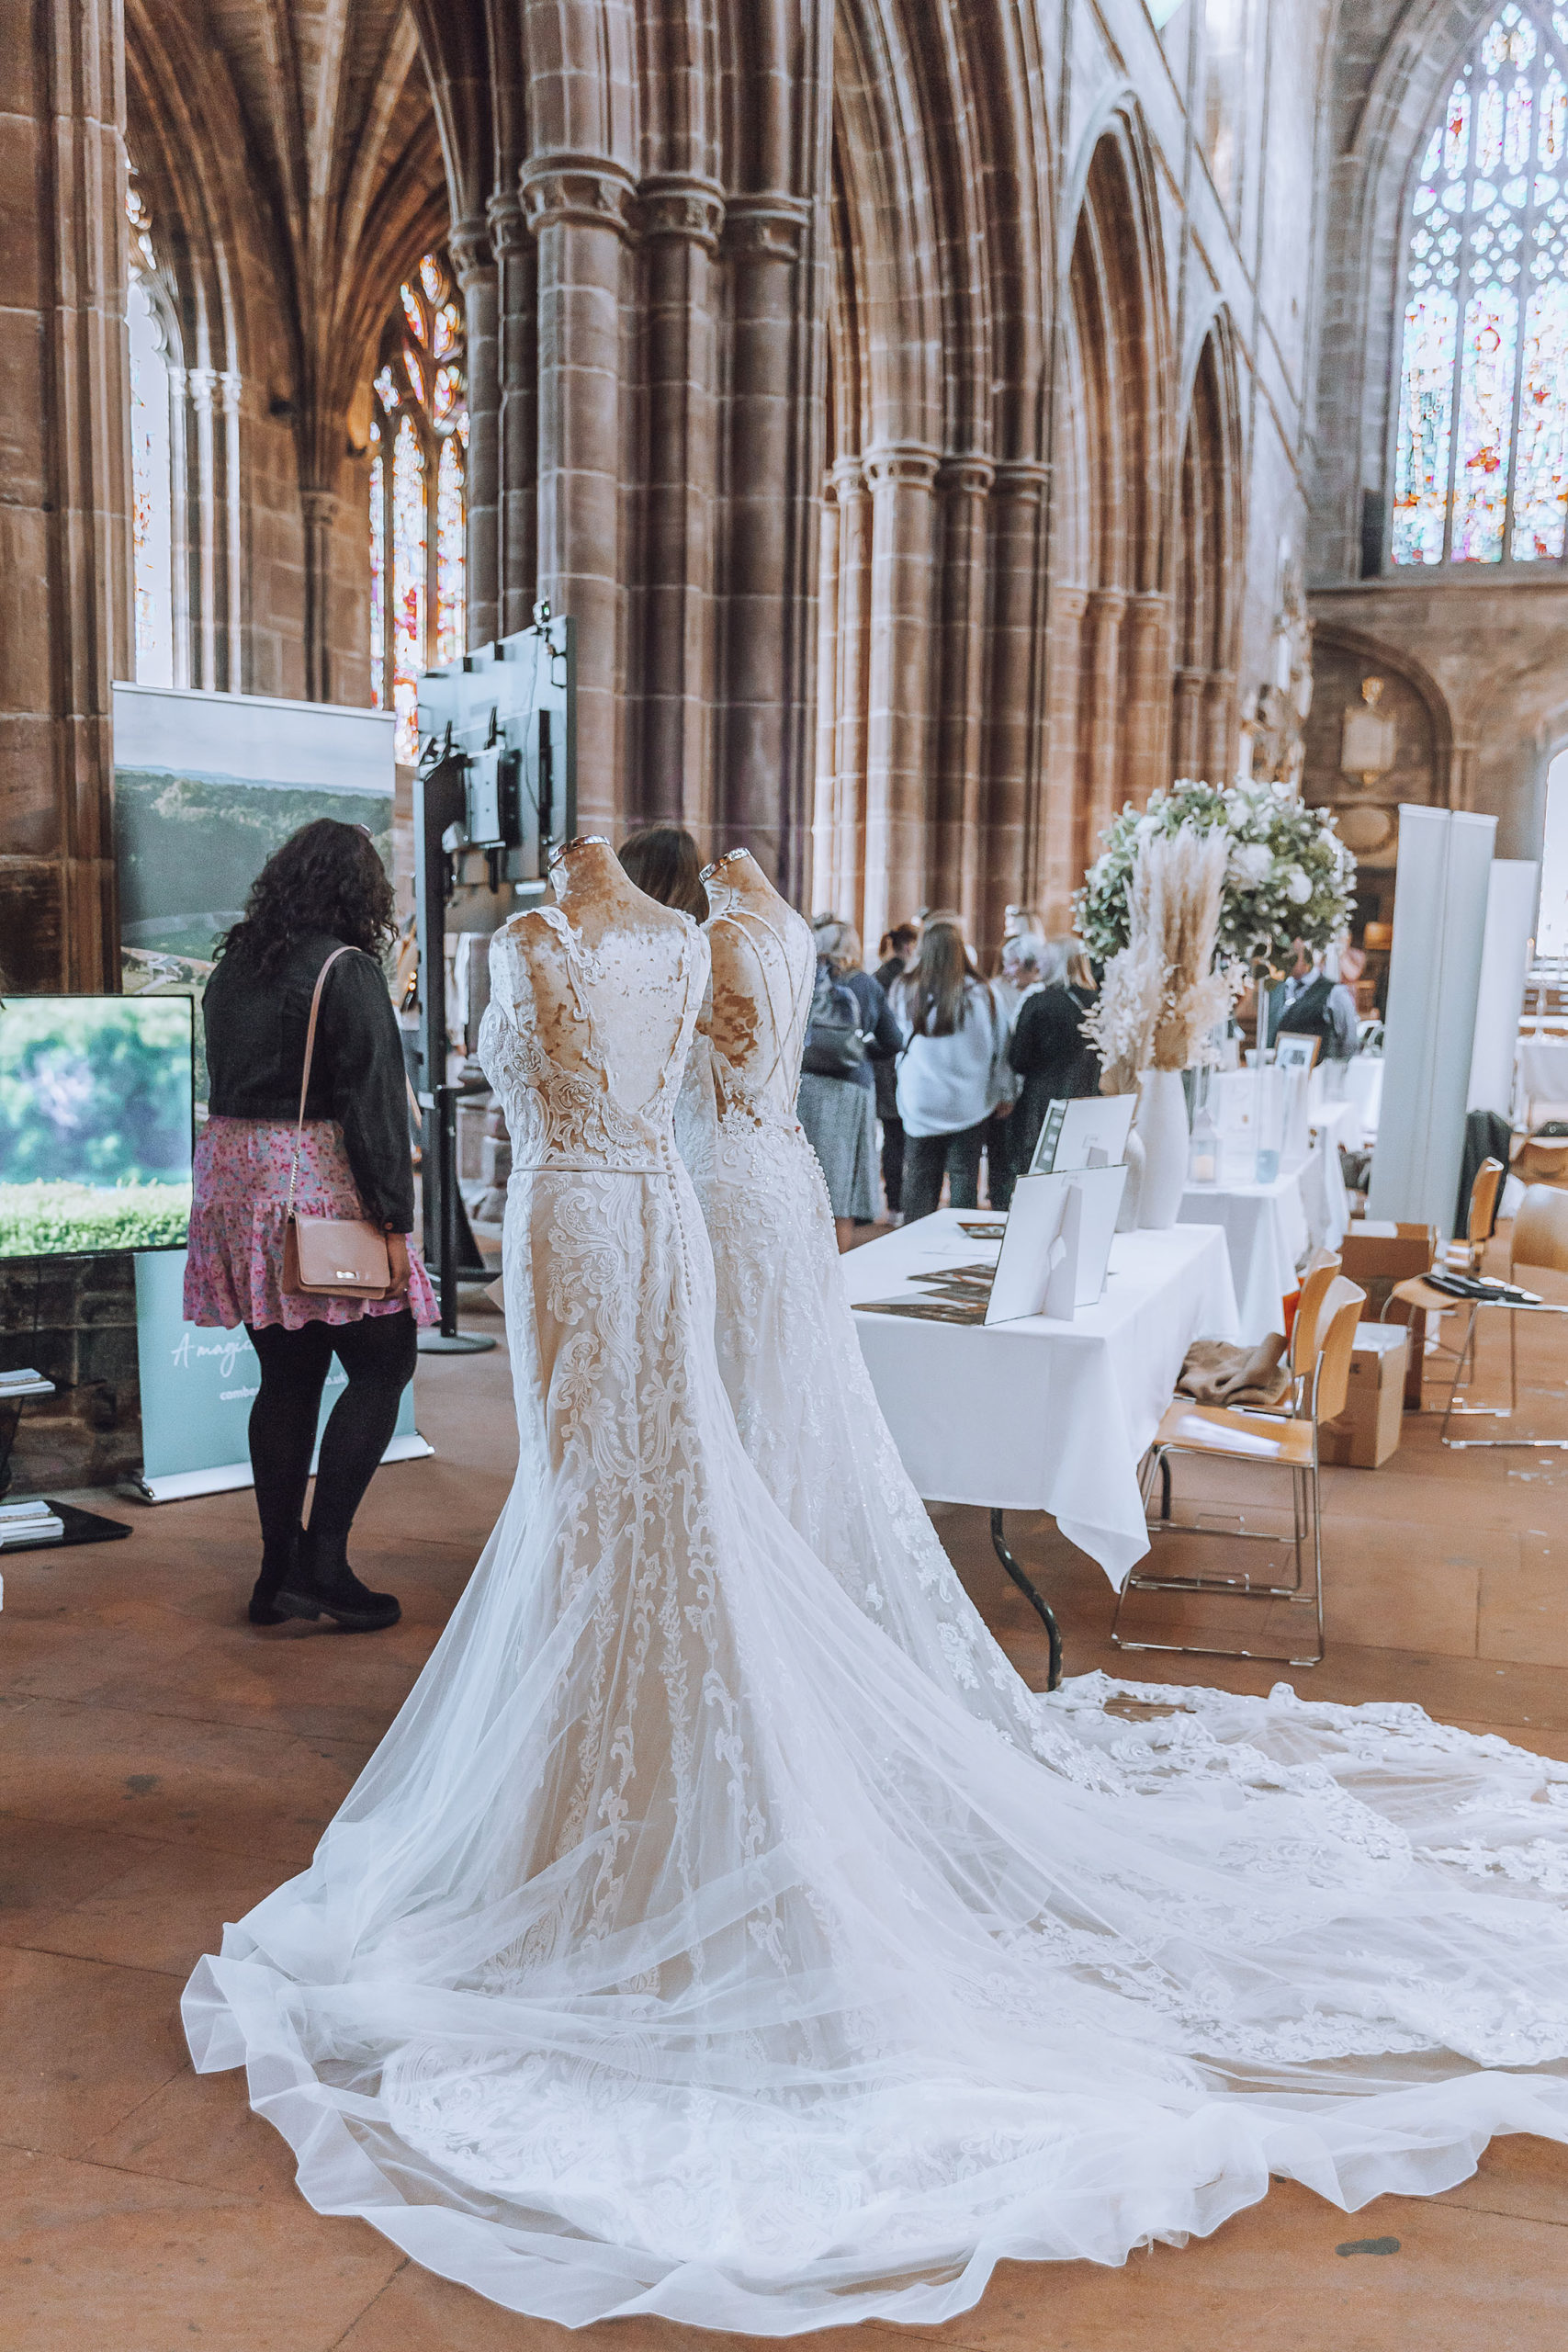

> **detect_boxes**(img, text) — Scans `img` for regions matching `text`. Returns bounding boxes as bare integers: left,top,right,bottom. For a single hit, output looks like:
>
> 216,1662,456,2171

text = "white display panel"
1368,806,1496,1239
1467,858,1539,1118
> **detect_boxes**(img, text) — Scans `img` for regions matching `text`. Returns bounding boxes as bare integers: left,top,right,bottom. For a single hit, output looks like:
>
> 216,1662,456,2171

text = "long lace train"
184,899,1568,2335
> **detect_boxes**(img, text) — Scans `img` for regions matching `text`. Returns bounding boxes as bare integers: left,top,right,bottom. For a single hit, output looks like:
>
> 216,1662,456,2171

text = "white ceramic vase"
1135,1069,1190,1230
1114,1125,1145,1232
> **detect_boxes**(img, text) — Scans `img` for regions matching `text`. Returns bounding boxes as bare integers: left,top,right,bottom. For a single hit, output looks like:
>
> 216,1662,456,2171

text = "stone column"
637,177,724,842
1084,583,1129,860
830,456,871,932
0,0,130,989
1122,587,1172,803
186,366,220,691
722,193,815,891
220,370,243,691
981,458,1047,938
1202,667,1236,785
167,362,193,690
933,456,993,932
809,473,839,911
299,488,340,705
1171,663,1206,779
862,443,939,950
524,155,636,831
1040,580,1087,923
451,219,500,654
487,189,536,639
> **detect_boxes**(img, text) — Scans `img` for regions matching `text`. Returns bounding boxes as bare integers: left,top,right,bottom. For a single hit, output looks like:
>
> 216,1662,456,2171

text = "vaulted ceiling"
125,0,448,481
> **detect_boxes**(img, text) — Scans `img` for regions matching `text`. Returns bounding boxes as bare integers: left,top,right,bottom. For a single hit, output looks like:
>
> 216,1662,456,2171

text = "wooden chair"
1111,1277,1366,1668
1448,1156,1506,1276
1150,1253,1343,1523
1387,1184,1568,1451
1382,1156,1504,1421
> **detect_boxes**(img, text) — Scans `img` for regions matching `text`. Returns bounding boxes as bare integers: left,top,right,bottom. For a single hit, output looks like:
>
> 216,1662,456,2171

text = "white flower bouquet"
1076,778,1356,977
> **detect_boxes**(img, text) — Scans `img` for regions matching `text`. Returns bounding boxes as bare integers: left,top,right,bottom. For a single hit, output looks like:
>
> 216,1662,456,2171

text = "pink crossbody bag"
280,946,397,1300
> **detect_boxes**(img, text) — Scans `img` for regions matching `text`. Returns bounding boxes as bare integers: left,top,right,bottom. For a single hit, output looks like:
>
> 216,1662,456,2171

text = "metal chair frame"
1111,1283,1363,1671
1383,1182,1568,1451
1384,1158,1506,1429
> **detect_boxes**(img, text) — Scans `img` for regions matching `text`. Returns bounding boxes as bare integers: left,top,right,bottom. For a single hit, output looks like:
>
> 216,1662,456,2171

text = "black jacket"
1007,982,1100,1173
203,931,415,1233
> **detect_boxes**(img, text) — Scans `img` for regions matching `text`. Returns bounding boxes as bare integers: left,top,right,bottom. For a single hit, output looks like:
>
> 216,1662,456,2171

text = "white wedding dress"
682,857,1568,1838
186,862,1568,2337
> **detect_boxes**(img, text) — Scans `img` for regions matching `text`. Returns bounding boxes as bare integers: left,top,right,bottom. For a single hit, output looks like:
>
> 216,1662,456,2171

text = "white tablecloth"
1517,1035,1568,1121
1178,1109,1351,1343
846,1213,1238,1585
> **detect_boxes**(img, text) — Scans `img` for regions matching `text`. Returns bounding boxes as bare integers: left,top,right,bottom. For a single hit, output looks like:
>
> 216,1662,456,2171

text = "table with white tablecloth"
1517,1034,1568,1124
845,1214,1238,1618
1177,1098,1352,1343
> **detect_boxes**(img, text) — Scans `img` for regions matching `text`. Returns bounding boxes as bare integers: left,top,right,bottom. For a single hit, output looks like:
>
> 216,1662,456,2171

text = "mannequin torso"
493,836,696,1132
700,849,815,1123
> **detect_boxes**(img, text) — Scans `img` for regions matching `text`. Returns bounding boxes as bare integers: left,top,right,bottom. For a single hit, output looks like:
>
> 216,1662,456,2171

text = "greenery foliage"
1075,779,1356,977
0,999,194,1256
0,1180,191,1256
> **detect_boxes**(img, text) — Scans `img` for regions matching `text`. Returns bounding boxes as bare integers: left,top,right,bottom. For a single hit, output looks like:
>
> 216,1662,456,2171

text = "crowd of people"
611,822,1109,1237
799,901,1103,1234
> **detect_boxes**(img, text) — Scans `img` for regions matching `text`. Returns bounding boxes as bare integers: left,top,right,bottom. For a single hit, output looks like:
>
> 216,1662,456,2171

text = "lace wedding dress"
682,855,1568,1839
186,853,1568,2337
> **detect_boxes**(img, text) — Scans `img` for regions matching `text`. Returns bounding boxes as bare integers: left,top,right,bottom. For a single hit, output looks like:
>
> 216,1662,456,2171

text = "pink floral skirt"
184,1116,437,1331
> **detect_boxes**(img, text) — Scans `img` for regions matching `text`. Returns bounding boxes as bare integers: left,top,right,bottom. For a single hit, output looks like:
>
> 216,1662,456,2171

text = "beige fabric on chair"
1177,1334,1291,1408
1113,1278,1367,1668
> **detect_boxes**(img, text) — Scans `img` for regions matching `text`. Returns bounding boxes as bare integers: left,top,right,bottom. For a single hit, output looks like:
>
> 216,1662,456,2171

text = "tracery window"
127,175,175,686
368,252,468,762
1393,4,1568,566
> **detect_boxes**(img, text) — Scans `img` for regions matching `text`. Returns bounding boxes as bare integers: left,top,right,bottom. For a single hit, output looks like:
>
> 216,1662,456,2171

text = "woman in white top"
892,920,1010,1220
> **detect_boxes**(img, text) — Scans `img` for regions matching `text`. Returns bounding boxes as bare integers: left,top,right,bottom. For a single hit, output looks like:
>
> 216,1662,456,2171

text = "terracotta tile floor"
3,1280,1568,2349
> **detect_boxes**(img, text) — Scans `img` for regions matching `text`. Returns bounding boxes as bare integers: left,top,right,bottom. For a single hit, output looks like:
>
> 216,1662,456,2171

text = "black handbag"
801,967,869,1079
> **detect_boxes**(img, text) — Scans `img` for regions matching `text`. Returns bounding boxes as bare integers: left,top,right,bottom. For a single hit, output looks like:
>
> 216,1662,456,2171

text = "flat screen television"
0,995,194,1259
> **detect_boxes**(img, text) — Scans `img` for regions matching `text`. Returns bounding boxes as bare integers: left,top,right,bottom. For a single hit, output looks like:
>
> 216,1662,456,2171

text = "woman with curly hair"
186,819,435,1631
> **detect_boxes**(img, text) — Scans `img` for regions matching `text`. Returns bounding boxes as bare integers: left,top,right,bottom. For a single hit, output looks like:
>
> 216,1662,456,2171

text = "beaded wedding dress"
186,842,1568,2336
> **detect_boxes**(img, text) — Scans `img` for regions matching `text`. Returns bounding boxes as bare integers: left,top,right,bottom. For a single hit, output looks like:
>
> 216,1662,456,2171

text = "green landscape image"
0,997,194,1257
114,766,394,1105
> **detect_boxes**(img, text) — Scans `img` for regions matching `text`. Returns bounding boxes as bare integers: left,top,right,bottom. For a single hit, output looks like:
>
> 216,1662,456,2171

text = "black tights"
246,1311,418,1581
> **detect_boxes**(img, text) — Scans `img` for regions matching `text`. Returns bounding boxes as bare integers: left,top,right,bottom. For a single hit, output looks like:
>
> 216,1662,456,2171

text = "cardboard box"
1338,1223,1438,1408
1321,1323,1409,1468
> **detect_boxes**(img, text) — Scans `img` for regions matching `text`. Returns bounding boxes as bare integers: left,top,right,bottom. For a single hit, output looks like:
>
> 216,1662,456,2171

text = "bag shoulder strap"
287,944,355,1216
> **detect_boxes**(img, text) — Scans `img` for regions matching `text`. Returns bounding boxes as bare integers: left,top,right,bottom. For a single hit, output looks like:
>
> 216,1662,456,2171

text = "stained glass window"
368,424,385,710
1393,4,1568,566
367,251,467,759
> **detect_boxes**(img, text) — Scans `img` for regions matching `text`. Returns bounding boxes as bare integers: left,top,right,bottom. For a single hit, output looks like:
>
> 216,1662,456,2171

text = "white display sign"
1369,806,1496,1238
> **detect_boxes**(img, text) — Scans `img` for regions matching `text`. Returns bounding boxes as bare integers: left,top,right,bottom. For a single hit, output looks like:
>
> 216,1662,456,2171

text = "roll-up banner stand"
113,683,431,1498
1368,805,1496,1239
130,1251,429,1503
1467,858,1540,1120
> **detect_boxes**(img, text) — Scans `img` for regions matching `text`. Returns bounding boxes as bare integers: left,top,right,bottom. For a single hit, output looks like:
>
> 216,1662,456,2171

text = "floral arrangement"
1076,777,1356,977
1084,825,1237,1092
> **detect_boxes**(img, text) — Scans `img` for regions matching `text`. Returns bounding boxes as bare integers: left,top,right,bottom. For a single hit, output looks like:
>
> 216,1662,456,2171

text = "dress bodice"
700,876,815,1134
479,902,706,1172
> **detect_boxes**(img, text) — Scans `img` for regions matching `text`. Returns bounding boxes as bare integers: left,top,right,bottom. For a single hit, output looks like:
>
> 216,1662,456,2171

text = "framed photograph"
1028,1092,1136,1176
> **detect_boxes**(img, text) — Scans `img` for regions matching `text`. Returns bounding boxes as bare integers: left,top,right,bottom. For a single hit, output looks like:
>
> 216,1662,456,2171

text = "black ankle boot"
276,1534,400,1633
249,1535,298,1626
